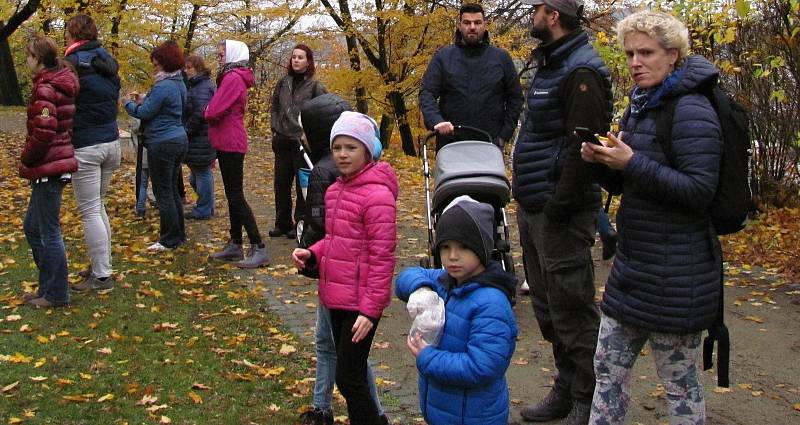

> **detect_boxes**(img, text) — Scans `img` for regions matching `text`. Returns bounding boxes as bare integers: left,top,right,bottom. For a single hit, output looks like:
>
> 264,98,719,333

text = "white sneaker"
519,280,530,294
147,242,169,252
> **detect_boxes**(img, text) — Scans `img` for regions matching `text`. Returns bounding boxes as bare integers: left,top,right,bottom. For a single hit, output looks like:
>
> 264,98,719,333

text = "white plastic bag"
407,287,445,346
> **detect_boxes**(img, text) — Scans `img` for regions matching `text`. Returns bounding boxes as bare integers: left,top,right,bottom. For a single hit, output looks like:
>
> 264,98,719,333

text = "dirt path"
2,109,797,423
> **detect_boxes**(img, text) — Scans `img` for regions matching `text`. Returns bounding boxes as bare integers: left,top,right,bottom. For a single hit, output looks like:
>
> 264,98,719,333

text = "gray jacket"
270,74,326,139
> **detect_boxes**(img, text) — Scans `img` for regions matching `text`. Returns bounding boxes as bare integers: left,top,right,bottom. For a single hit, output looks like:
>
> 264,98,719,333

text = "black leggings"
329,309,381,425
217,151,262,245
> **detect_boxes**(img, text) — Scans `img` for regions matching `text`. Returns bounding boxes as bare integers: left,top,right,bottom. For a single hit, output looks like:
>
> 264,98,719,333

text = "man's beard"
530,25,552,44
461,31,483,45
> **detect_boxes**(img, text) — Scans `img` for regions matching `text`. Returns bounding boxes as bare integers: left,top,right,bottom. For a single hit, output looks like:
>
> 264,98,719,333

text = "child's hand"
291,248,310,270
351,315,374,343
407,331,429,358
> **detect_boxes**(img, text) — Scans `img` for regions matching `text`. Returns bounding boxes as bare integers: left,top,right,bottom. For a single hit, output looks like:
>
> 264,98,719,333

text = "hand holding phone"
574,127,603,146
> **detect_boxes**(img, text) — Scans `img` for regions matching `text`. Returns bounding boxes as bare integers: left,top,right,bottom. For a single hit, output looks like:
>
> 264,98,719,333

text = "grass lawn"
0,131,317,424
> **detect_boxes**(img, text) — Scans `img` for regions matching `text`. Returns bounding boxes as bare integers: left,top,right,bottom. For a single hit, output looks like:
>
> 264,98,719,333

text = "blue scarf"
629,63,686,117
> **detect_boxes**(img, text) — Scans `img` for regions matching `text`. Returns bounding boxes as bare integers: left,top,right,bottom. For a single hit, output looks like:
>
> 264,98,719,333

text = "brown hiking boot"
26,297,69,308
521,388,572,422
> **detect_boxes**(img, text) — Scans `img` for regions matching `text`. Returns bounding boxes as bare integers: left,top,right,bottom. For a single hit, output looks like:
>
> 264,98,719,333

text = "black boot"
601,230,618,260
520,388,572,422
561,401,590,425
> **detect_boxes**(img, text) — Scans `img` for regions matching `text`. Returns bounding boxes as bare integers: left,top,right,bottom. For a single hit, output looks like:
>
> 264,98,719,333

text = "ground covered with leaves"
0,125,319,424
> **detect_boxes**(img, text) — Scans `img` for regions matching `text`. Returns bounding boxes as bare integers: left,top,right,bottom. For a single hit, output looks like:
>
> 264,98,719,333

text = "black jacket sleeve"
419,51,446,130
543,68,609,222
298,159,339,249
499,52,524,142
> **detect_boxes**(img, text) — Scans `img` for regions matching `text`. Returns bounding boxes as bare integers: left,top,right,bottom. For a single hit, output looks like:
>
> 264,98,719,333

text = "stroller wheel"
295,220,304,245
502,252,514,275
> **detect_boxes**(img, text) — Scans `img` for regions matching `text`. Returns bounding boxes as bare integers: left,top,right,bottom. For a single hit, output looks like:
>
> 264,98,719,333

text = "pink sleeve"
204,74,243,124
358,189,397,319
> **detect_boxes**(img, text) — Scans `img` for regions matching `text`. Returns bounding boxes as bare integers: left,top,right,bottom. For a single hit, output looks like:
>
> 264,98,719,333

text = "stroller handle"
420,125,494,150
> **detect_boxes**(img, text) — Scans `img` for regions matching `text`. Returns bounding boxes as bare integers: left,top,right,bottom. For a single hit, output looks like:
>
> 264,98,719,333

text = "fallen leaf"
36,335,49,344
97,393,114,402
191,383,211,390
267,403,280,412
713,387,732,394
512,357,529,365
5,314,21,322
96,347,112,355
744,315,765,324
136,394,158,405
1,381,20,393
29,376,47,382
159,416,171,424
8,418,23,424
188,391,203,404
279,344,296,356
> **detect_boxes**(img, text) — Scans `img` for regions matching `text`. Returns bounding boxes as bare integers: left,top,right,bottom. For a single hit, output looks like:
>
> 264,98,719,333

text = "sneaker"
519,280,530,295
520,388,572,422
208,241,244,261
72,276,114,292
147,242,169,252
561,401,591,425
237,244,270,269
26,297,68,308
601,230,618,260
298,408,333,425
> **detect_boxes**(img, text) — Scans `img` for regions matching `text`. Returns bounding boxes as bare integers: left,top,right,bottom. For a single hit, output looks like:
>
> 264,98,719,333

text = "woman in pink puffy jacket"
292,112,397,425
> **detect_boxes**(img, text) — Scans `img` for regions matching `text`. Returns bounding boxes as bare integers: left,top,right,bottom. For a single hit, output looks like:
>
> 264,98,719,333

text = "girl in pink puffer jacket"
293,112,397,425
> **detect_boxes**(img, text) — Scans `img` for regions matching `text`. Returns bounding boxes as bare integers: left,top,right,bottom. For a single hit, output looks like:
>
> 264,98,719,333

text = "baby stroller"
419,126,514,274
295,141,314,245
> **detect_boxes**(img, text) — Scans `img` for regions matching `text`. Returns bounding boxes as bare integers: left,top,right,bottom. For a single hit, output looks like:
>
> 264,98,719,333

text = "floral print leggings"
589,314,705,425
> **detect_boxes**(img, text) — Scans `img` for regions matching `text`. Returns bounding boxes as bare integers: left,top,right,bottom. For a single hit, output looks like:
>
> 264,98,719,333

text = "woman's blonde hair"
616,10,690,64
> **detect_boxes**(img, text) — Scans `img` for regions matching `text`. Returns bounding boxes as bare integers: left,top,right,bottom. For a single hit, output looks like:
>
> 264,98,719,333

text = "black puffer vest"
513,32,612,211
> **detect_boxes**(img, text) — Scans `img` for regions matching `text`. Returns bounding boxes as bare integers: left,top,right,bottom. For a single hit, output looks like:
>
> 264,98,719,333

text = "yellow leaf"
18,324,32,333
267,403,280,412
96,347,112,355
36,335,49,344
80,373,92,380
713,386,732,394
9,417,23,424
34,358,46,368
5,314,21,322
56,331,70,337
279,344,296,356
794,402,800,411
744,316,764,324
29,376,47,382
187,391,203,404
1,381,20,393
159,416,171,424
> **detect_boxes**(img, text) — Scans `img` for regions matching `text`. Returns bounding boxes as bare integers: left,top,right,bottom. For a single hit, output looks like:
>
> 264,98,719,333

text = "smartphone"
574,127,603,145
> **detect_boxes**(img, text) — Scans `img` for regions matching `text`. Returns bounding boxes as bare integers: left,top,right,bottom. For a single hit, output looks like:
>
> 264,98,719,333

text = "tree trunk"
0,30,23,105
388,90,416,156
109,0,128,53
379,113,393,147
184,3,201,54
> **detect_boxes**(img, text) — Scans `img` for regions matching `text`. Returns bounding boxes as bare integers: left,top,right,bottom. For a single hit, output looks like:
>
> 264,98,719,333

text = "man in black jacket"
419,3,523,151
512,1,613,424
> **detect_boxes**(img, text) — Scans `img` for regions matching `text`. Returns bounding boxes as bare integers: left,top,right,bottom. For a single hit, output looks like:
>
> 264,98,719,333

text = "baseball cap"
521,0,585,18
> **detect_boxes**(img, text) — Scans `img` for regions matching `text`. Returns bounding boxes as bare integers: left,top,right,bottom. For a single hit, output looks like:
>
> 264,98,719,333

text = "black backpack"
655,84,755,235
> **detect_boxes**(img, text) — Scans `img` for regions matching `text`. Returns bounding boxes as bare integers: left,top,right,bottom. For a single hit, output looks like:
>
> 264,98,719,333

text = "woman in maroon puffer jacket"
19,36,79,308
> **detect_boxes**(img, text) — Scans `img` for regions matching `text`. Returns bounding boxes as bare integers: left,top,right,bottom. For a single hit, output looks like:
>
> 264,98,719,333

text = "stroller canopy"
433,141,510,211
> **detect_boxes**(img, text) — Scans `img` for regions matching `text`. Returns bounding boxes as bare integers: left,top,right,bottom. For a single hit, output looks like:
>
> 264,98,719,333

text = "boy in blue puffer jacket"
396,196,518,425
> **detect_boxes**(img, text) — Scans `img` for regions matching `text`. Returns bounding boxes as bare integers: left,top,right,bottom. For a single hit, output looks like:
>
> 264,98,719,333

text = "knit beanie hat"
330,111,382,161
435,195,495,267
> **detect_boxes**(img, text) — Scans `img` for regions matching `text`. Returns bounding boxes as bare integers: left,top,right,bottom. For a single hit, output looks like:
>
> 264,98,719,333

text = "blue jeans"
188,165,214,218
148,140,188,248
24,180,69,304
314,304,384,416
136,167,150,215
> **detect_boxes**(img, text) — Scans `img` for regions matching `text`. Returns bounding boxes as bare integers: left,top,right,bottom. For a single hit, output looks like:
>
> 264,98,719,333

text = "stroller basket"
433,140,510,211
